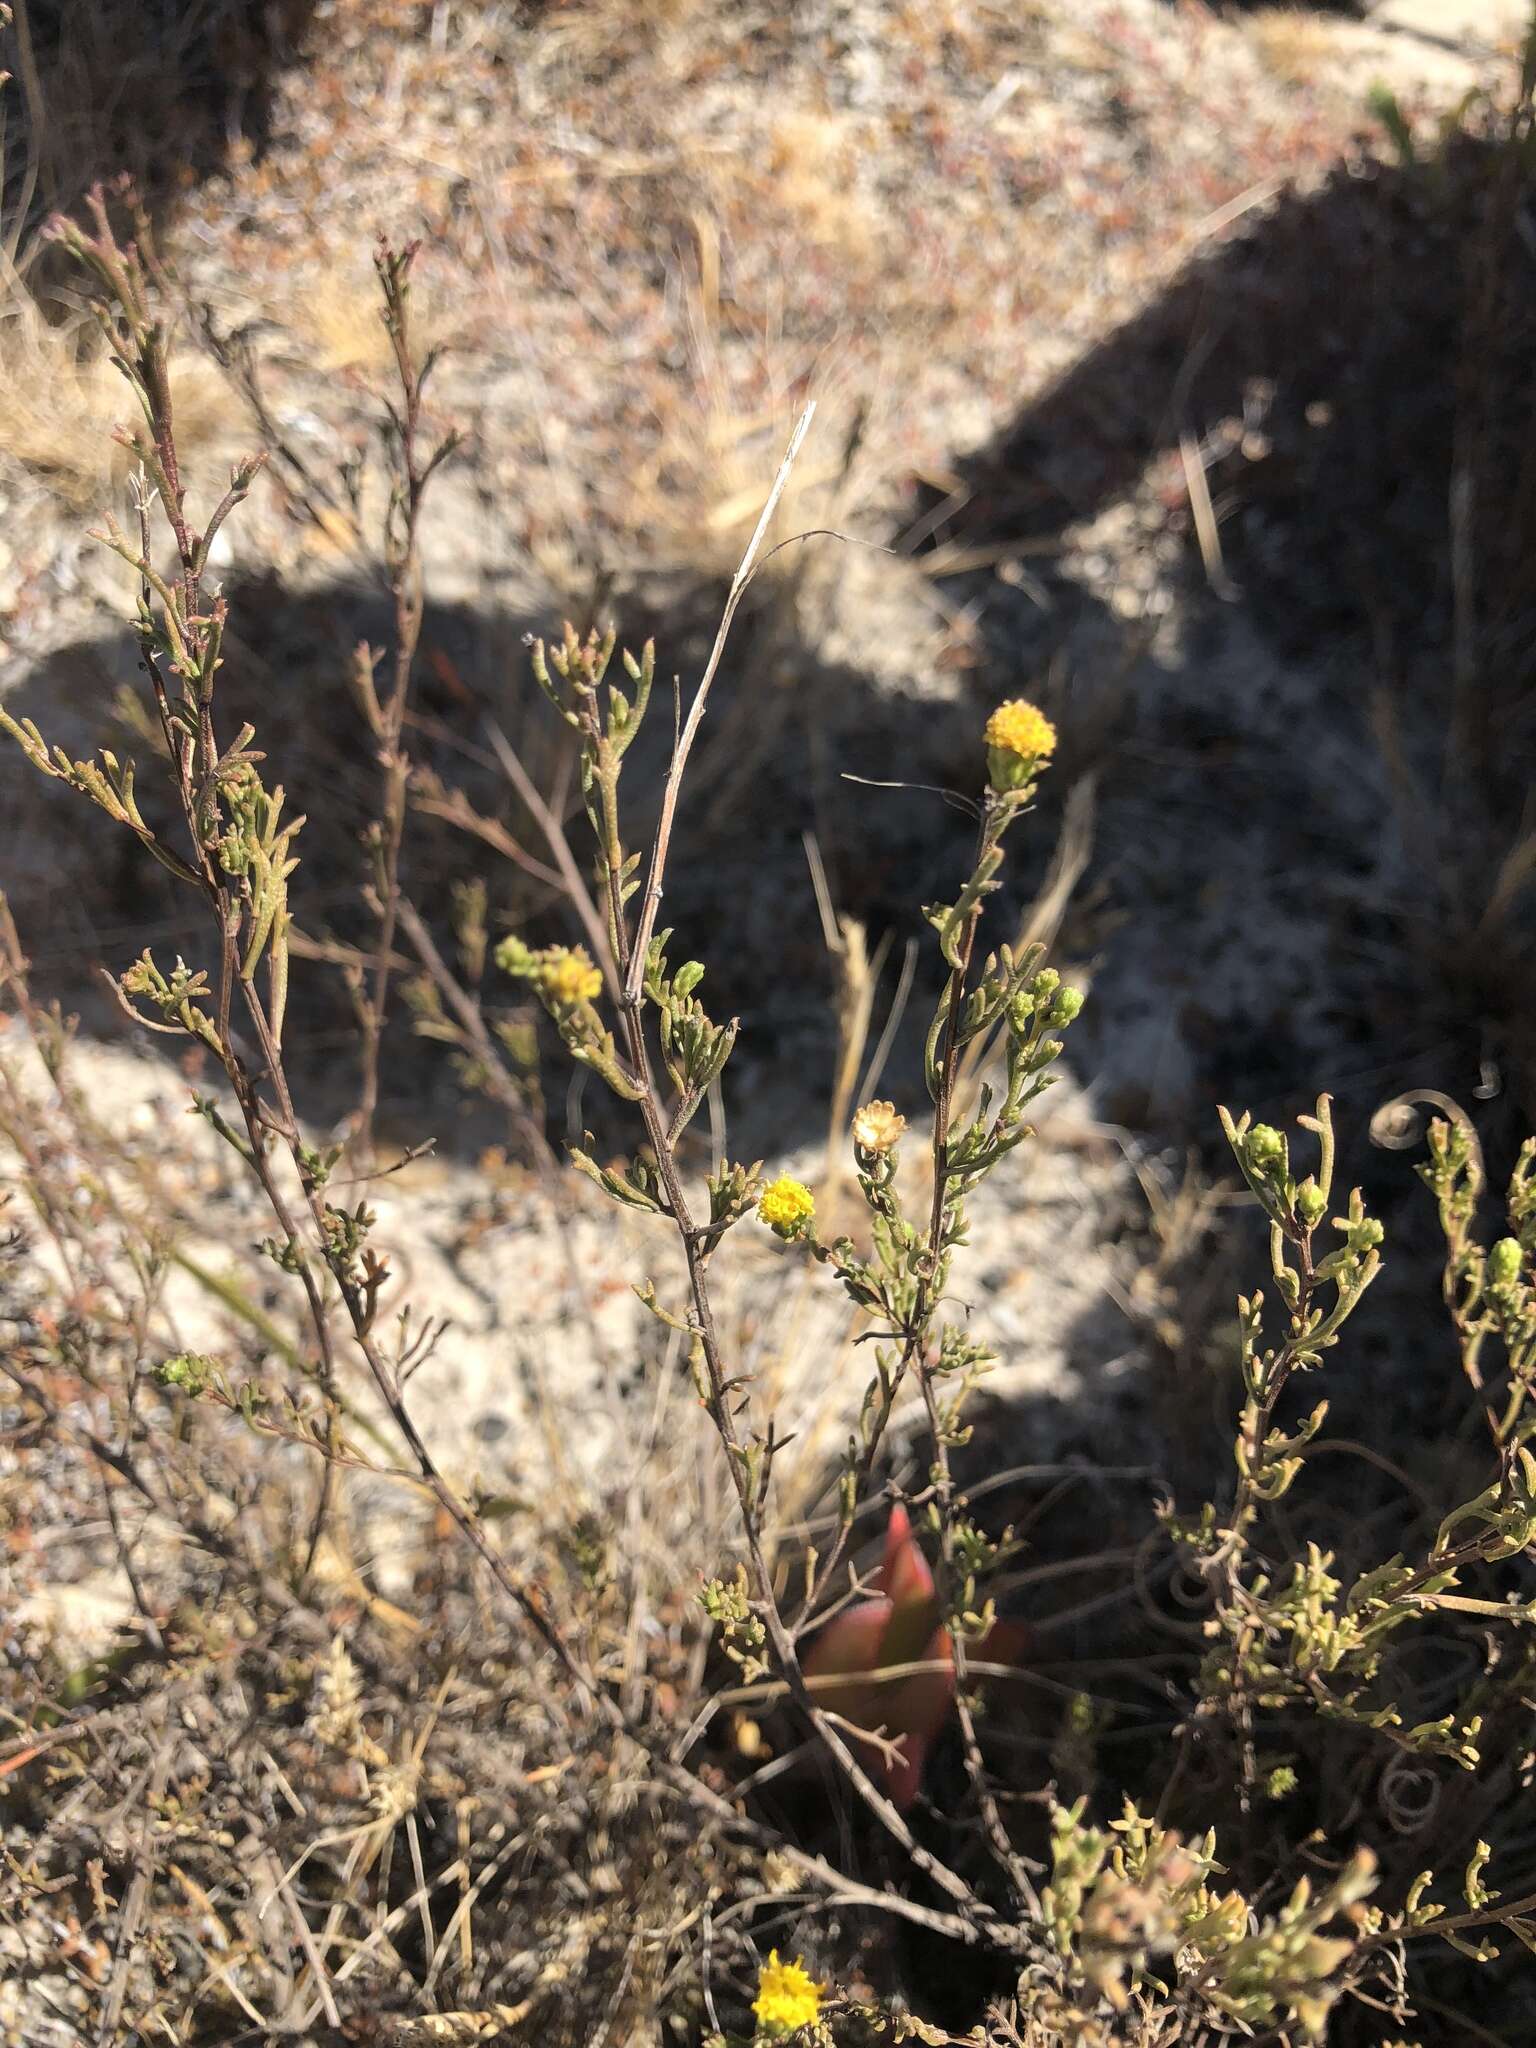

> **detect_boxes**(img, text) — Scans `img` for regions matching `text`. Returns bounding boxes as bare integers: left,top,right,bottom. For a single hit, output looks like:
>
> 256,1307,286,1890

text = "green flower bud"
1294,1177,1328,1229
1049,985,1085,1025
494,934,536,978
1245,1124,1286,1175
156,1352,217,1396
1489,1238,1524,1289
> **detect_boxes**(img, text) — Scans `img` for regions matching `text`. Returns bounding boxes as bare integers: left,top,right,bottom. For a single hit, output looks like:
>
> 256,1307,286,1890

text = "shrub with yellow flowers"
12,209,1536,2047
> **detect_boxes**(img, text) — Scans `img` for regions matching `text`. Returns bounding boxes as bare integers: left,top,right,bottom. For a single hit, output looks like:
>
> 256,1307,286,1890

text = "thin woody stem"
914,803,1043,1908
581,678,1009,1938
791,805,993,1635
354,243,445,1159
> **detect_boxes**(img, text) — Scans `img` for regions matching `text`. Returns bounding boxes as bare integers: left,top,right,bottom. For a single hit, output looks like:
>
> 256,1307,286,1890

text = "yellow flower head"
758,1175,815,1240
985,697,1056,792
851,1099,906,1154
540,947,603,1007
752,1950,822,2036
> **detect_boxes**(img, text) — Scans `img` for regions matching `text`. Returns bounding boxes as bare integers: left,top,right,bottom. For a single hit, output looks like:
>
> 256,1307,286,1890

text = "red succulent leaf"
881,1621,955,1808
799,1511,1035,1806
802,1593,892,1731
876,1501,934,1606
802,1507,967,1809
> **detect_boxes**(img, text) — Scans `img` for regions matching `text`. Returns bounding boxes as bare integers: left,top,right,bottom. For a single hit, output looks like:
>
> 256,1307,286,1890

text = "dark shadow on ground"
0,566,1021,1162
917,131,1536,1145
1,0,316,252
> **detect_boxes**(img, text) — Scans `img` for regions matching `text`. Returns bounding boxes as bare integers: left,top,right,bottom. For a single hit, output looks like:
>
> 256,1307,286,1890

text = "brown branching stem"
352,239,459,1160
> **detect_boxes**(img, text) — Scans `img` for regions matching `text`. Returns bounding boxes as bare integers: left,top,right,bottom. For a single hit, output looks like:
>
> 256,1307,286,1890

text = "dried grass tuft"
0,268,227,508
1247,7,1349,88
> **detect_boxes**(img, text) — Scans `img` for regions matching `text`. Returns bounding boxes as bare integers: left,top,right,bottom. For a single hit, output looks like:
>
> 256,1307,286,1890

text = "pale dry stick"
1180,429,1239,603
287,1818,432,2024
804,828,892,1193
252,1845,343,2032
623,400,816,1005
854,935,918,1111
95,1727,173,2046
709,1656,1151,1716
699,1906,722,2036
417,1830,531,2000
405,1812,436,1983
782,1459,1160,1549
186,1943,272,2033
667,1768,1005,1949
587,1931,646,2048
918,1369,1044,1911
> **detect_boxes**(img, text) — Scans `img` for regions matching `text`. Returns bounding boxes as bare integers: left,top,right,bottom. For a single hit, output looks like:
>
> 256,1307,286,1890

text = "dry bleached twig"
624,399,816,1004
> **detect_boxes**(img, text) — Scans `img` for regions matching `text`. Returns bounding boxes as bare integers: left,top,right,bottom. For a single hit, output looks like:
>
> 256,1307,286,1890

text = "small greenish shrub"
4,187,1536,2048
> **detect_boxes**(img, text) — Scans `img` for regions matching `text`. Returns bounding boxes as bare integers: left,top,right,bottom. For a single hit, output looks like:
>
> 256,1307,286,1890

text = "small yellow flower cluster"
539,947,603,1007
752,1950,822,2036
758,1175,816,1240
985,697,1056,792
851,1099,906,1154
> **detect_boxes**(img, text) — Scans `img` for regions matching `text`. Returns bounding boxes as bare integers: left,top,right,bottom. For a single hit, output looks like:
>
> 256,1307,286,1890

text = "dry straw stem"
623,398,816,1004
